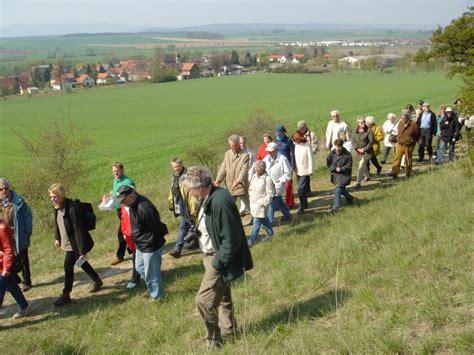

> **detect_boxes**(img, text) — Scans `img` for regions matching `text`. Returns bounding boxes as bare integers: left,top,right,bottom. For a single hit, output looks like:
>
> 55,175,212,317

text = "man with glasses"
325,110,350,151
0,178,33,292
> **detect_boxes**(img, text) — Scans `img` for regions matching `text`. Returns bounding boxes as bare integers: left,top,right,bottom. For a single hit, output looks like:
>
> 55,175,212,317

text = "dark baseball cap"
275,124,286,133
116,185,135,201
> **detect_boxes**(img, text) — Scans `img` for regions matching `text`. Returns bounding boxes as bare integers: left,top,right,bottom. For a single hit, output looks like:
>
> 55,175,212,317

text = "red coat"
0,221,15,273
256,143,269,160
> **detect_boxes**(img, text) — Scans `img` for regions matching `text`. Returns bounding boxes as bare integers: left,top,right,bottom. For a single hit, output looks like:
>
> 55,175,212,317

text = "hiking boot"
90,278,103,293
21,283,32,292
53,293,71,306
110,256,124,266
12,304,30,319
168,250,181,258
376,166,382,175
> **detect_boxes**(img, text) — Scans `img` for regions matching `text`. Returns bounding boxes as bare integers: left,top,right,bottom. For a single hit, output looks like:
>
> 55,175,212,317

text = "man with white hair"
182,166,253,349
263,142,292,224
325,110,349,151
214,134,250,209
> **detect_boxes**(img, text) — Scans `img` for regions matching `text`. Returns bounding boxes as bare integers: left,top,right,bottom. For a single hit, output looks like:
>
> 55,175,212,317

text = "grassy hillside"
0,155,472,353
0,72,471,352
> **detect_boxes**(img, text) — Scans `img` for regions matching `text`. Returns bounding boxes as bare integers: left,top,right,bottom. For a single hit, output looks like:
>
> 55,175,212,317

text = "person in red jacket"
256,134,273,160
0,220,30,319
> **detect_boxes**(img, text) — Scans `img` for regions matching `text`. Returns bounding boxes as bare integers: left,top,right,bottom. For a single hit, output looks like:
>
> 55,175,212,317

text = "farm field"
0,71,472,352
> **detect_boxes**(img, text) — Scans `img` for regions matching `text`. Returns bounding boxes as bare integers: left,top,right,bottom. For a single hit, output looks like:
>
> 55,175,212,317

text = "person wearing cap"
274,124,295,208
181,166,253,349
247,161,275,246
0,178,33,292
326,138,353,212
263,142,292,224
49,183,103,306
325,110,349,151
435,107,460,164
214,134,250,209
167,158,199,258
238,136,256,216
116,185,168,301
416,102,437,162
292,130,314,214
391,110,420,179
102,161,136,266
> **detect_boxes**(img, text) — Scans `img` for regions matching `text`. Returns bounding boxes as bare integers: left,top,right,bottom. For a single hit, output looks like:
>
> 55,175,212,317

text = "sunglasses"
0,187,9,192
332,115,339,118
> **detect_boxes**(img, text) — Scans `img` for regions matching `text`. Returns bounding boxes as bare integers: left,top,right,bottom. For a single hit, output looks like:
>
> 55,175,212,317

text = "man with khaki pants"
392,111,420,178
182,166,253,349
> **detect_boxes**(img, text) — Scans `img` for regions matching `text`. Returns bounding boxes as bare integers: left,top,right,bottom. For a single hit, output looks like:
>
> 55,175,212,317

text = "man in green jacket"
182,166,253,349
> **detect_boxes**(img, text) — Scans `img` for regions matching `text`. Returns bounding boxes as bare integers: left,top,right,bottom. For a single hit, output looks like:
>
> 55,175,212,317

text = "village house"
179,62,200,80
291,54,305,64
96,73,115,85
75,74,95,87
0,76,30,95
51,78,75,91
269,54,288,64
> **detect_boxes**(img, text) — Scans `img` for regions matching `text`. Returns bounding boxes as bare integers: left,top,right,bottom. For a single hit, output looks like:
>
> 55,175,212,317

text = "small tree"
11,118,93,227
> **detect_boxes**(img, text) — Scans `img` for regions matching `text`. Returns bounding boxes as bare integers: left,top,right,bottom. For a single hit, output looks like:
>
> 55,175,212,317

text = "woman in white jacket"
248,161,275,246
292,130,314,214
381,113,399,164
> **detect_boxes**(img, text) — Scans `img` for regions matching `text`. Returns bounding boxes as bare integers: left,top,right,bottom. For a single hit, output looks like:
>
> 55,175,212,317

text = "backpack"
74,199,96,231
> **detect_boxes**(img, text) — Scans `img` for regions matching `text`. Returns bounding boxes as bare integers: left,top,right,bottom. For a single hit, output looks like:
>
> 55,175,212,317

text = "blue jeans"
249,217,273,242
436,140,455,163
333,186,353,209
0,273,29,310
135,248,164,300
267,195,291,224
175,215,191,252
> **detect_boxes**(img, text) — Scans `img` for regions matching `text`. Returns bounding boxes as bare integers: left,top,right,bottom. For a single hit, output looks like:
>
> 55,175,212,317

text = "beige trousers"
196,255,236,341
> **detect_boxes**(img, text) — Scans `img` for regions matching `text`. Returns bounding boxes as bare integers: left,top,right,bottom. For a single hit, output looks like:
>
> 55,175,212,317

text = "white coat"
294,142,314,176
382,119,399,148
249,173,275,218
263,153,291,196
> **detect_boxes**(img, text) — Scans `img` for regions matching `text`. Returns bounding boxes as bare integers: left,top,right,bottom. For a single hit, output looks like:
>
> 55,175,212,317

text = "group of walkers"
0,98,471,348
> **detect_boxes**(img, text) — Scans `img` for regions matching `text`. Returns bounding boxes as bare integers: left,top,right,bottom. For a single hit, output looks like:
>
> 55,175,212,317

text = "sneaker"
280,215,291,222
12,305,30,319
126,280,138,289
247,239,256,247
262,235,273,242
53,293,71,306
21,283,32,292
89,278,103,293
110,256,124,266
168,250,181,258
330,207,339,213
296,208,304,215
353,183,361,190
376,166,382,175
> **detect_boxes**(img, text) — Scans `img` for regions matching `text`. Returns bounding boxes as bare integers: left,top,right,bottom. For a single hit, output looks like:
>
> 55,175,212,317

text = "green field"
1,72,472,353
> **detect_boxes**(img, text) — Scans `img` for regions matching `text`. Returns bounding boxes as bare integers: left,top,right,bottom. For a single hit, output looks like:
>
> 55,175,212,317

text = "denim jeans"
436,140,456,163
333,186,353,209
249,217,273,242
175,215,191,252
267,195,291,224
0,273,29,310
135,247,164,300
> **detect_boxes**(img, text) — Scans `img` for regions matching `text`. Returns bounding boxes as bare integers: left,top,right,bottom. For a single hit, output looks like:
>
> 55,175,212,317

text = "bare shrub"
10,118,93,227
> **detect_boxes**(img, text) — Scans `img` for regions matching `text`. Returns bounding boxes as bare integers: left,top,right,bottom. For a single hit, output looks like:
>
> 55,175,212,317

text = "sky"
0,0,471,37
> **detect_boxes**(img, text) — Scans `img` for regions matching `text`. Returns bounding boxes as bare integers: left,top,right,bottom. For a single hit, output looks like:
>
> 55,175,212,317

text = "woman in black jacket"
327,139,354,212
48,183,103,306
352,117,375,189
